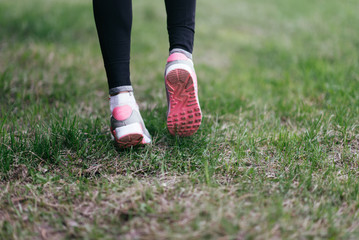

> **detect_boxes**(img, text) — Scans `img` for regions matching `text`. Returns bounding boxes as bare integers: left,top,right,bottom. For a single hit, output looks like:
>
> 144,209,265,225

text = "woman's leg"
93,0,151,148
93,0,133,95
164,0,196,53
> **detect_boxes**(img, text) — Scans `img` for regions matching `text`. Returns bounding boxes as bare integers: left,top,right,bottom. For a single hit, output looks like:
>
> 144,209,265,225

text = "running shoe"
109,92,151,148
164,49,202,136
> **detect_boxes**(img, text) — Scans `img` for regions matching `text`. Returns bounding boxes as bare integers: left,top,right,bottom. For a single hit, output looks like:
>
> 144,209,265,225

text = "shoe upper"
110,92,151,143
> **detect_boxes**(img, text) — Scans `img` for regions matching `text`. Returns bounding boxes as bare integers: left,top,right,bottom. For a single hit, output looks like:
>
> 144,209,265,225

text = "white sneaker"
109,92,151,148
164,49,202,136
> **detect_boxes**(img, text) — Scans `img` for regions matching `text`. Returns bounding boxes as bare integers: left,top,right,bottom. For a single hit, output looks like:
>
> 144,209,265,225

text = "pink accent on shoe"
112,105,132,121
167,53,188,63
165,69,202,137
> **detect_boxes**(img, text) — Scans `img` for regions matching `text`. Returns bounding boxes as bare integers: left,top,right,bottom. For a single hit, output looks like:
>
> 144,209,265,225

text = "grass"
0,0,359,239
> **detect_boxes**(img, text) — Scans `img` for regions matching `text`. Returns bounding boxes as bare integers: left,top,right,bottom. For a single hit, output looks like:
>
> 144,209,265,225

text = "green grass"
1,0,359,239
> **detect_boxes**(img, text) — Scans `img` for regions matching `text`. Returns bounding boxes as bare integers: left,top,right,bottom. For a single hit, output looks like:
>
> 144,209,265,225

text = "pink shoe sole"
165,69,202,136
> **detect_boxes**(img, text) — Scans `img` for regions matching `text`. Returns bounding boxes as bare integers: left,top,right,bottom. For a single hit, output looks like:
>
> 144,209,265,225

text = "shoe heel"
113,123,144,148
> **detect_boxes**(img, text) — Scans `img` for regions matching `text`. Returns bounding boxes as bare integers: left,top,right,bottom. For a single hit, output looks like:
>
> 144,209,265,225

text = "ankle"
109,85,133,96
110,91,130,96
169,48,192,60
109,91,137,113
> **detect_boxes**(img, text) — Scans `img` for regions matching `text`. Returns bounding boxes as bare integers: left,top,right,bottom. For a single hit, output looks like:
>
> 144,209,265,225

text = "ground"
0,0,359,239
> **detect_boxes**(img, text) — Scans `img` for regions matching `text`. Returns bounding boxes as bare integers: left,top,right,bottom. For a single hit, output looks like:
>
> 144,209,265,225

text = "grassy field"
1,0,359,239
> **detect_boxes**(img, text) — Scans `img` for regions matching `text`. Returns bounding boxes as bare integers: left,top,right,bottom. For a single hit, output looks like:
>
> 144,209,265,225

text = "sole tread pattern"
165,69,202,136
116,134,143,148
111,128,144,148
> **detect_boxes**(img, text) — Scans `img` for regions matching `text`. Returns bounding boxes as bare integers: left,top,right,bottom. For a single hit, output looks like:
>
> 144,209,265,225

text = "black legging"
93,0,196,93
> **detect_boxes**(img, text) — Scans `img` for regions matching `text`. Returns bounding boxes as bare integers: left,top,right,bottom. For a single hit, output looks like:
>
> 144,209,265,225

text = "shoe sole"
115,133,144,148
111,124,147,148
165,69,202,136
